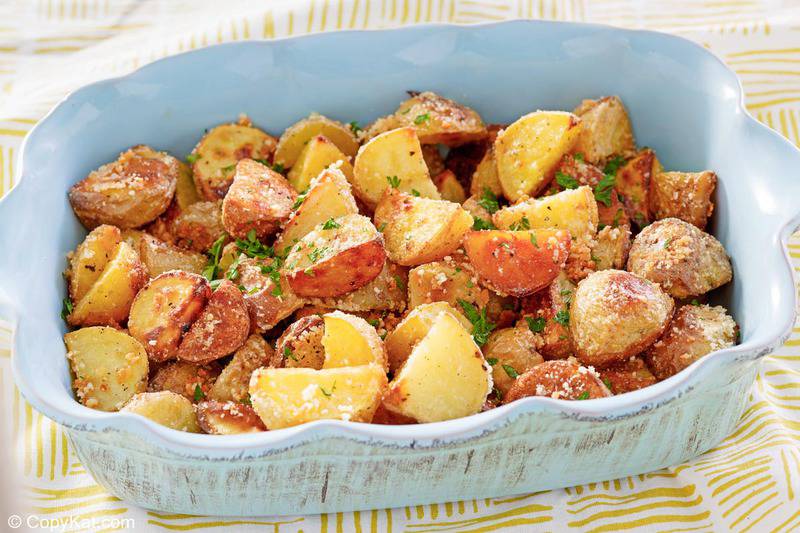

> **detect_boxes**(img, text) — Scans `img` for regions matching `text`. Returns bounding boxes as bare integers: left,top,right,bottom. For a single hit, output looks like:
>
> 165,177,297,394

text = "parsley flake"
577,391,590,400
386,175,401,189
554,309,570,327
502,364,519,379
486,357,498,366
593,173,616,207
61,297,73,321
603,155,626,176
457,299,496,347
477,188,499,214
472,217,496,231
283,346,298,362
319,381,336,397
193,384,205,402
322,218,341,230
525,316,546,333
509,216,530,231
202,234,227,281
411,189,421,197
602,378,614,393
348,121,362,135
556,171,579,190
186,153,199,164
413,113,430,125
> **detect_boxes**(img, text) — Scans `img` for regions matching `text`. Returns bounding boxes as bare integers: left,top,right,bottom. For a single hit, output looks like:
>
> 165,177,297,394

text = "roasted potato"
571,270,674,368
121,391,201,432
483,327,544,398
383,311,491,423
422,144,446,177
374,190,473,266
287,135,355,194
371,403,417,425
352,127,440,208
461,193,495,225
493,186,598,242
310,261,407,313
67,225,122,303
591,225,632,271
407,259,486,312
627,218,732,298
275,315,326,370
274,113,359,169
69,145,179,229
433,170,467,204
209,334,275,402
64,327,149,411
249,364,387,429
176,280,250,363
68,241,148,327
519,272,575,360
220,159,296,240
190,120,277,200
137,233,207,276
469,148,503,197
322,311,387,370
283,213,386,297
174,160,200,210
597,357,657,395
391,91,487,146
572,96,636,164
196,401,266,434
504,359,611,402
172,200,226,253
494,111,582,202
275,166,359,252
148,360,221,401
615,148,661,228
128,271,211,362
650,170,716,229
645,304,737,379
235,257,304,332
384,301,472,374
463,229,571,297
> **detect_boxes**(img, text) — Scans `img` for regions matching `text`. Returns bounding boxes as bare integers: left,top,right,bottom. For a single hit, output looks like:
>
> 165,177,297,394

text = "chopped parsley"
612,208,624,228
486,357,498,366
239,394,252,405
193,384,205,402
319,382,336,397
292,191,307,211
308,246,329,264
530,232,539,248
209,279,224,290
554,309,570,327
457,299,496,347
574,152,584,161
577,391,590,400
502,364,519,379
221,163,237,173
236,229,273,259
202,234,227,281
367,318,380,328
556,171,579,190
283,346,298,362
378,222,387,232
413,113,430,125
411,189,421,197
603,155,626,176
322,218,341,230
472,217,496,231
60,297,73,321
186,153,199,164
602,378,614,392
509,216,530,231
691,299,700,306
271,162,285,174
560,289,572,304
663,238,672,249
386,175,401,189
392,274,406,291
593,173,616,207
525,316,546,333
348,121,362,135
477,188,499,214
493,386,504,401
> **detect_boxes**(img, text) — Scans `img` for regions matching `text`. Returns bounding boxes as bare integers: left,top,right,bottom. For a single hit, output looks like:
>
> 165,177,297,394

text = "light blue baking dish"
2,20,799,516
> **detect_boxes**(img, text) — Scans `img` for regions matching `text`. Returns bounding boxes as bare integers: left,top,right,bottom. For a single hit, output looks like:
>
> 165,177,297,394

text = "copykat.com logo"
8,514,135,531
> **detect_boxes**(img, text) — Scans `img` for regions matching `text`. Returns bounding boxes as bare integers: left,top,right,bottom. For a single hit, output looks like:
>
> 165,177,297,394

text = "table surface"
1,1,799,531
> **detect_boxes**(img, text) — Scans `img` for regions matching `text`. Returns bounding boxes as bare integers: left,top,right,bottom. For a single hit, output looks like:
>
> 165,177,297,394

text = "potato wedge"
352,127,440,208
322,311,387,370
309,261,408,313
172,200,226,253
174,160,200,210
571,270,674,368
484,327,544,398
494,111,582,202
196,401,266,434
137,233,207,276
221,159,296,240
68,241,148,327
383,311,491,423
645,304,737,380
598,357,657,395
274,113,359,169
148,360,221,401
627,218,732,298
249,364,387,429
504,359,610,402
385,301,472,374
209,334,276,402
519,272,575,360
275,166,359,252
69,145,179,229
68,225,122,304
235,257,304,332
283,213,386,297
650,170,716,229
121,391,200,432
493,186,598,242
463,229,571,297
469,148,503,197
407,260,485,311
190,121,277,200
591,225,631,271
275,315,326,370
433,169,467,204
128,271,211,362
394,91,487,146
176,280,250,363
572,96,636,164
374,190,473,266
287,135,355,193
615,148,661,228
64,327,149,411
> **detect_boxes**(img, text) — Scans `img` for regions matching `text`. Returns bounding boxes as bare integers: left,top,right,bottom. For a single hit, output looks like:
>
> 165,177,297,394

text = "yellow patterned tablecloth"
1,1,799,531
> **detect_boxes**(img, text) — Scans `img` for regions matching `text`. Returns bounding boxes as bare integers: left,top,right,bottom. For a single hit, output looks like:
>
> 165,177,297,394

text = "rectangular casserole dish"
1,20,799,516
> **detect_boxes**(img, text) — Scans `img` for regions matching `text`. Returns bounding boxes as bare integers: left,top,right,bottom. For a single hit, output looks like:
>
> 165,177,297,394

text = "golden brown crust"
650,171,716,230
644,304,737,379
570,270,674,368
235,257,304,332
221,159,297,240
422,144,446,177
572,96,636,164
392,91,488,146
68,225,122,303
519,273,575,360
148,360,221,401
171,200,226,253
627,217,732,299
591,225,632,271
615,149,660,228
137,233,207,276
274,315,326,369
209,334,275,402
196,400,267,434
597,357,657,394
504,359,611,403
69,145,179,229
176,280,250,364
484,327,544,397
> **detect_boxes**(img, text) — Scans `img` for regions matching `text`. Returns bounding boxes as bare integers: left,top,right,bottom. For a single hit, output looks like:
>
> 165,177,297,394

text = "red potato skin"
177,280,251,364
504,360,611,403
286,240,387,298
463,229,571,297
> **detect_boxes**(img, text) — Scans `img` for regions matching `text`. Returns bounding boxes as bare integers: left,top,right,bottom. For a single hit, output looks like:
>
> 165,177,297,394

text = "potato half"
321,311,387,370
309,261,408,313
137,233,207,276
572,96,636,164
64,327,149,411
393,91,488,146
615,148,661,228
236,257,304,332
407,259,485,312
275,314,327,370
196,401,266,434
650,170,716,230
68,225,122,304
171,200,226,253
504,359,610,403
274,113,359,169
484,327,544,398
121,391,200,432
210,334,276,402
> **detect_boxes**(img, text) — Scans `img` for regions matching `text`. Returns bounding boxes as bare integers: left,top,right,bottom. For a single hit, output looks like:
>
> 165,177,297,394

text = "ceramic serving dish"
2,20,799,516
